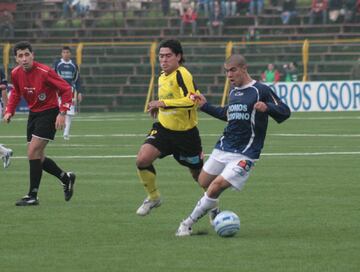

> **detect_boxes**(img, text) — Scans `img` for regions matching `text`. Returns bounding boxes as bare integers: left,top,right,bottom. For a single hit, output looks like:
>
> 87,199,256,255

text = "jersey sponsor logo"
149,129,157,136
24,87,35,94
146,129,157,139
235,91,244,96
60,71,74,79
228,103,250,121
38,93,46,101
238,160,253,172
232,160,253,176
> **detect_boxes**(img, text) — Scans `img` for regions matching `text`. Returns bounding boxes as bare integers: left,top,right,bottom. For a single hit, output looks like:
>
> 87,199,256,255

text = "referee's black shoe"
64,172,76,201
15,195,39,206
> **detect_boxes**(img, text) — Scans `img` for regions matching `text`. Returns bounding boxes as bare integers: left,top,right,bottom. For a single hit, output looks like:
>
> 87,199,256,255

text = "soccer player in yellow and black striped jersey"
135,39,204,216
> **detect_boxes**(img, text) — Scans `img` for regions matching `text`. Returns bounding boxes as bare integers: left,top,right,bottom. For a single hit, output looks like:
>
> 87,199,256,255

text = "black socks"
42,157,69,184
29,159,42,198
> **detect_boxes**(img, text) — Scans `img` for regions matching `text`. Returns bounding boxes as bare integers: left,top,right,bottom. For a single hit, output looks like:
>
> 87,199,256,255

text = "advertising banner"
269,81,360,112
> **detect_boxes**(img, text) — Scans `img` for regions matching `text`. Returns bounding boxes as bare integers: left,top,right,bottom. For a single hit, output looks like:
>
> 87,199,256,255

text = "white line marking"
5,116,360,122
2,133,360,139
9,151,360,160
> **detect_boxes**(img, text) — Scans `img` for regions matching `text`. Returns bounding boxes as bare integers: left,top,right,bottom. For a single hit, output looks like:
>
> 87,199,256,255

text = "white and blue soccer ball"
213,210,240,237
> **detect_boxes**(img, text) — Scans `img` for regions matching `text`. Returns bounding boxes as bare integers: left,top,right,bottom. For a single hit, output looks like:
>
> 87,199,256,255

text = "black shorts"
144,122,203,170
27,107,59,142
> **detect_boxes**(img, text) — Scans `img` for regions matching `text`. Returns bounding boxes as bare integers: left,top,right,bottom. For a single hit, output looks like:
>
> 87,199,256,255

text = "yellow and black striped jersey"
158,66,199,131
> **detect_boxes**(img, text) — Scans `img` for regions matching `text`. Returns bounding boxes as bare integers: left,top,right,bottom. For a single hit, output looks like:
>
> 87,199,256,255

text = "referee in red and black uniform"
4,41,76,206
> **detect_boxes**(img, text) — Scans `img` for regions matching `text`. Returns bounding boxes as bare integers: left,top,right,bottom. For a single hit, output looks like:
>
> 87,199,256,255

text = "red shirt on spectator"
182,7,197,23
311,0,328,12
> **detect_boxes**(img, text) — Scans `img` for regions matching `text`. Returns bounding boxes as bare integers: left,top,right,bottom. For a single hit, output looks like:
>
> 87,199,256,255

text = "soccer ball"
213,210,240,237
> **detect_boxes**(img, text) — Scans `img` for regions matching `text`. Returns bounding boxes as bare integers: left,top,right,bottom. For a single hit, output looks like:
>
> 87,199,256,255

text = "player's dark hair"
13,41,32,56
62,46,71,52
158,39,185,64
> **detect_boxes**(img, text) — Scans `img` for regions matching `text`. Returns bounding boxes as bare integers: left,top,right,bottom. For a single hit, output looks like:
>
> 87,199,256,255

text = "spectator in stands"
161,0,171,16
179,0,192,16
269,0,279,8
197,0,210,16
281,0,298,24
328,0,343,23
180,6,198,35
207,0,224,35
309,0,328,24
0,9,14,38
245,26,260,41
249,0,264,16
236,0,251,15
63,0,74,18
343,0,358,22
118,0,127,17
282,62,298,82
224,0,237,16
244,26,260,53
72,0,90,17
261,63,280,83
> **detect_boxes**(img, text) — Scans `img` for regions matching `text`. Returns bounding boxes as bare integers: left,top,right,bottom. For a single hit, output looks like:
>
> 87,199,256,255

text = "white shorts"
203,149,255,191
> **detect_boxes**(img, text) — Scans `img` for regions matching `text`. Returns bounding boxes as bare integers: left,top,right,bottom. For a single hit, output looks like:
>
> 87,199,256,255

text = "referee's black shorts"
144,122,203,170
27,107,59,142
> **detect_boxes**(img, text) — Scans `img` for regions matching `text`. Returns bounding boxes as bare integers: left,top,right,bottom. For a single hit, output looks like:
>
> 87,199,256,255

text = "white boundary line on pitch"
9,151,360,160
4,116,360,122
2,133,360,139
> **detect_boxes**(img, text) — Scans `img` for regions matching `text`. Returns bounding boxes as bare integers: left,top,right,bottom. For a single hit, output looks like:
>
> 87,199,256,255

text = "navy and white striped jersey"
0,69,8,102
201,80,290,159
53,58,81,92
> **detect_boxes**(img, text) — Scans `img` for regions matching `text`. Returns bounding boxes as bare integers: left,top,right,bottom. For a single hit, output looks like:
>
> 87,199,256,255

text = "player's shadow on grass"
193,229,209,235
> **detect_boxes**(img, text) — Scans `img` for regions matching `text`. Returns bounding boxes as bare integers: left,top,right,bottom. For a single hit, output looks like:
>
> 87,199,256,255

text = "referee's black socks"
29,159,42,198
42,157,69,185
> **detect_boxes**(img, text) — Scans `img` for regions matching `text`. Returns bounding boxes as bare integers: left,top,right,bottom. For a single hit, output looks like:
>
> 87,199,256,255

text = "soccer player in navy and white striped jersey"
0,68,8,121
0,69,13,168
54,46,83,140
176,54,291,236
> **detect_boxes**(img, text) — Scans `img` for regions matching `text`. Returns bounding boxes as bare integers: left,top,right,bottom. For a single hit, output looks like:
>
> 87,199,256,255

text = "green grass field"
1,111,359,272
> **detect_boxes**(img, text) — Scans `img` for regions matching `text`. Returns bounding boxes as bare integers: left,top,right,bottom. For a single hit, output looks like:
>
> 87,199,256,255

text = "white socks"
63,115,72,137
183,192,219,226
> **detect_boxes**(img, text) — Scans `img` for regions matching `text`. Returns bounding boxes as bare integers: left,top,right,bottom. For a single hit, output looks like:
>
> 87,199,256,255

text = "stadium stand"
1,0,359,111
